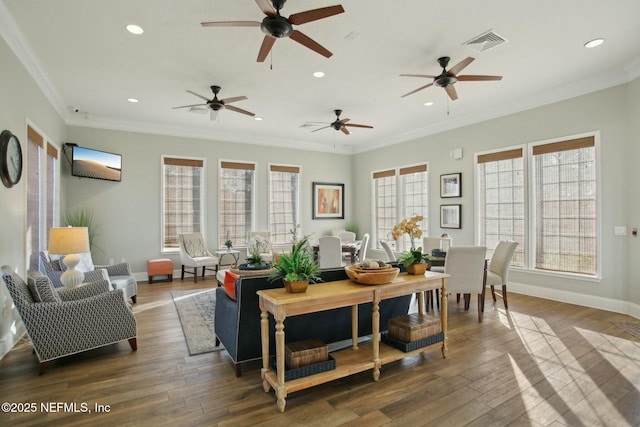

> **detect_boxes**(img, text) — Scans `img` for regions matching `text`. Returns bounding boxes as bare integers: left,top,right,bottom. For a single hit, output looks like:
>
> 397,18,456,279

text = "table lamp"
48,226,90,288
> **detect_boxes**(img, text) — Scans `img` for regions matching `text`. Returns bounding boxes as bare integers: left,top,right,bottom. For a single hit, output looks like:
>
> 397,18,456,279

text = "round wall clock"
0,130,23,188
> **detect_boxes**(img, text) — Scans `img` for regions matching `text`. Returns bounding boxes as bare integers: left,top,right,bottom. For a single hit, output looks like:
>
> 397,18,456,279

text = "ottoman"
147,258,173,284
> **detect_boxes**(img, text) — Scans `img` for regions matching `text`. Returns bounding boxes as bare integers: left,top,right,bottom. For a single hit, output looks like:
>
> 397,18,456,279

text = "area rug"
612,321,640,340
171,288,223,355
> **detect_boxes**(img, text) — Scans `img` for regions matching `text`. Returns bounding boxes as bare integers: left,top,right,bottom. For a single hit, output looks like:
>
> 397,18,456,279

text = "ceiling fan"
400,56,502,100
201,0,345,62
172,85,255,121
311,109,373,135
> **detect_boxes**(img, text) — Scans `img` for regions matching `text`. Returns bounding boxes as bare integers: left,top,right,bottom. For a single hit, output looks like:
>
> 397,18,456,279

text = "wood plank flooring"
1,277,639,426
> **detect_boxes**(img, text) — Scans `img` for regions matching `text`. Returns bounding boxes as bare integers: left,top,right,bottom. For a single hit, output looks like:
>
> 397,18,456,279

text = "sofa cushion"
224,271,239,301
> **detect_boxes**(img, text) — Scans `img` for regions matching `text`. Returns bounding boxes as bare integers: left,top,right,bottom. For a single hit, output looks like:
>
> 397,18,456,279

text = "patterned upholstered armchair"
34,251,137,303
1,267,137,375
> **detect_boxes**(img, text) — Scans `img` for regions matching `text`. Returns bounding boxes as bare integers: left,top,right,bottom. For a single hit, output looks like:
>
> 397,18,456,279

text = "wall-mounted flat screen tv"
71,145,122,182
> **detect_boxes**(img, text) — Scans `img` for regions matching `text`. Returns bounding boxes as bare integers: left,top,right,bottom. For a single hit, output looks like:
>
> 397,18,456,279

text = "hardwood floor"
1,277,639,426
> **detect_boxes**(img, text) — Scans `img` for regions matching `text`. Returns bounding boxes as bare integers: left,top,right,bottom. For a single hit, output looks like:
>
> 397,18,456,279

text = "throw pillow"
27,275,61,303
224,271,239,301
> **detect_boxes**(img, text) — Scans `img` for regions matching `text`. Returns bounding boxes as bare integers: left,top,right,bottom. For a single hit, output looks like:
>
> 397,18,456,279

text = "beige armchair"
444,246,487,321
247,231,273,263
179,233,219,283
1,267,137,375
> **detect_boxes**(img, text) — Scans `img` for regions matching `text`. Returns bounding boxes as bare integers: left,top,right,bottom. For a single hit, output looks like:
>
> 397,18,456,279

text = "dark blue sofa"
214,266,412,376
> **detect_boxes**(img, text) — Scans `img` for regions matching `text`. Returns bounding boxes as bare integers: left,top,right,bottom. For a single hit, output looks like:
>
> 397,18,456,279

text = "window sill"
510,266,602,283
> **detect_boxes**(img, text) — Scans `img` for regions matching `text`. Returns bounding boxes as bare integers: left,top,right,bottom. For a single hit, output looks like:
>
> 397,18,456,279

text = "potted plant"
397,247,434,275
269,233,321,293
246,252,266,269
224,230,233,250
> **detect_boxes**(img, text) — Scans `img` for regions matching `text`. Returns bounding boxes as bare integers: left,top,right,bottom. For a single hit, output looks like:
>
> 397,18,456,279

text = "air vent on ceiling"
464,30,507,53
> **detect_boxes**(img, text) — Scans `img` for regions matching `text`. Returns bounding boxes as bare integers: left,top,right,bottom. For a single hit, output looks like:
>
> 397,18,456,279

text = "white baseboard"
510,281,640,320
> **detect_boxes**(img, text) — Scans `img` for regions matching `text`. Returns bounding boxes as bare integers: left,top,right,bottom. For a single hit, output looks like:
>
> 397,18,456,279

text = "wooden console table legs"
372,290,381,381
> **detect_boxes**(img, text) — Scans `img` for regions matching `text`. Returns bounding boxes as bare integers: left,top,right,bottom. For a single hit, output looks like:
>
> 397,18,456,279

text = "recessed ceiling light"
423,101,434,106
313,71,325,78
584,38,604,48
254,117,263,121
127,98,139,103
126,24,144,35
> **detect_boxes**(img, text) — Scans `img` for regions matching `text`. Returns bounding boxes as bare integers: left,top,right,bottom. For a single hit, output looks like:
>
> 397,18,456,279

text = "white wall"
63,126,354,274
0,36,66,358
354,81,639,316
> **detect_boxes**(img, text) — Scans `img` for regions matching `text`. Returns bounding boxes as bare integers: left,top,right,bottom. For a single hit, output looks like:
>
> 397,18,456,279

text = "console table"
258,271,448,412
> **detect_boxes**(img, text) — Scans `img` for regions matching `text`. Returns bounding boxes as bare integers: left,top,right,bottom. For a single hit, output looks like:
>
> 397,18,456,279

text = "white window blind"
162,157,204,250
219,161,255,247
269,164,300,245
27,126,43,264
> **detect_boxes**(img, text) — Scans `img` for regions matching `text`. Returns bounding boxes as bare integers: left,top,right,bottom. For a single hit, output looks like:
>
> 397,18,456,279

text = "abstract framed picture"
440,204,461,229
440,173,461,198
312,182,344,219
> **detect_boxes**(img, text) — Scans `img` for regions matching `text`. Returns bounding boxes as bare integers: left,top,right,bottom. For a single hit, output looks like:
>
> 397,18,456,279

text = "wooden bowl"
345,265,400,285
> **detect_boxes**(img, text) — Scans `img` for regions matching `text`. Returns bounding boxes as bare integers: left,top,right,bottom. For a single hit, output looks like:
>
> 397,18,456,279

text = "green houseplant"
269,234,321,293
397,247,434,275
246,252,266,268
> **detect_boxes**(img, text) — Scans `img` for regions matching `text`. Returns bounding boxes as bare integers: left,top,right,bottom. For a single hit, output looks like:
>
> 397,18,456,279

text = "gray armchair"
35,251,137,303
1,267,137,375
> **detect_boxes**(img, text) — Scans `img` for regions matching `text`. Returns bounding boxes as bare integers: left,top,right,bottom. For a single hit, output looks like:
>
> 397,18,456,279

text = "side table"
215,249,240,269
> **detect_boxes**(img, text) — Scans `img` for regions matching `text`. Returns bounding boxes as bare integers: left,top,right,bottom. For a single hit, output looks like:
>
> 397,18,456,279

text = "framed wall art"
440,172,461,198
312,182,344,219
440,204,461,229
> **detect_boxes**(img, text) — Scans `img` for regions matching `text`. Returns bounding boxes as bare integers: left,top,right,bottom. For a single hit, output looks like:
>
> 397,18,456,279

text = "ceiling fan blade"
210,110,219,121
341,127,350,135
186,90,211,102
172,103,207,109
400,74,437,79
311,125,331,132
457,75,503,81
444,85,458,100
448,57,475,75
255,0,276,17
289,30,332,58
401,83,433,98
339,118,350,124
257,35,276,62
289,5,345,25
221,96,248,104
345,123,373,129
201,21,261,27
225,104,255,117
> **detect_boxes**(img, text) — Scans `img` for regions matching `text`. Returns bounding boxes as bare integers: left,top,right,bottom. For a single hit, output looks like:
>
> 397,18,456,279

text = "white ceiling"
2,0,640,154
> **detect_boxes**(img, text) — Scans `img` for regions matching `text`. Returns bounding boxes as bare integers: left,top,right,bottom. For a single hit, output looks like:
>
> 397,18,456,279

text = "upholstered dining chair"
379,241,396,262
484,241,518,310
357,233,370,262
1,267,137,375
337,231,356,243
179,233,219,283
444,246,487,321
318,236,343,268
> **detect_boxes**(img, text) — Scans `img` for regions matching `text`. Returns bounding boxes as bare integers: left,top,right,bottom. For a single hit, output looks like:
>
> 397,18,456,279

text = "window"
532,137,597,275
373,164,428,252
475,134,598,276
26,125,58,270
476,148,525,266
269,164,300,245
219,161,255,247
162,157,204,251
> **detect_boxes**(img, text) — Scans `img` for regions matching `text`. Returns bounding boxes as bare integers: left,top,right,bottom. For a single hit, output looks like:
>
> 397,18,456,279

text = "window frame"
161,155,206,253
218,159,257,248
371,162,429,252
268,163,301,246
475,132,601,279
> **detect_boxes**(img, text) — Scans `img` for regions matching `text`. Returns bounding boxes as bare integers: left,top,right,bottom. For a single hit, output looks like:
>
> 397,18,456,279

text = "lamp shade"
48,227,90,254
